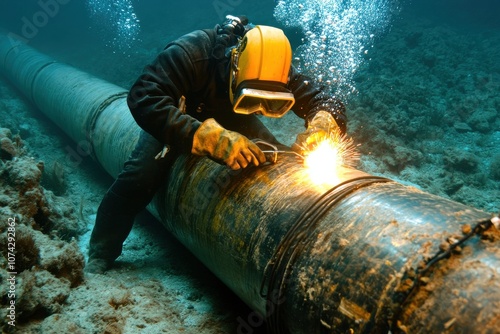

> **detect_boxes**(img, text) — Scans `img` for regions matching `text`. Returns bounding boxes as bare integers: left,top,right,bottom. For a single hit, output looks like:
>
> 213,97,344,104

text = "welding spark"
304,130,359,187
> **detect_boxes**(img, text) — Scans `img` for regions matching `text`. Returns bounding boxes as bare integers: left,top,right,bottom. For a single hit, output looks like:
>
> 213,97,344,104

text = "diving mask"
229,25,294,118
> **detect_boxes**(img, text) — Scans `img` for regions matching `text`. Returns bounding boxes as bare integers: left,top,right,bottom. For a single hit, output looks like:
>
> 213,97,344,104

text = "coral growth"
0,128,20,160
0,131,85,331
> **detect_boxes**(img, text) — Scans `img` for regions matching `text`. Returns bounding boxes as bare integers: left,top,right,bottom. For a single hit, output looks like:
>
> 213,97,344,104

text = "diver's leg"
87,130,173,273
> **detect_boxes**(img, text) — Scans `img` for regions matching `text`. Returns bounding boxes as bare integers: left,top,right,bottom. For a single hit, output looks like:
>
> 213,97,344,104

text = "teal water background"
1,0,499,212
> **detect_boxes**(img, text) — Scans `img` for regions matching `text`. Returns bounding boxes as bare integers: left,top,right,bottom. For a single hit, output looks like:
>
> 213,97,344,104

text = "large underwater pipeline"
1,31,499,333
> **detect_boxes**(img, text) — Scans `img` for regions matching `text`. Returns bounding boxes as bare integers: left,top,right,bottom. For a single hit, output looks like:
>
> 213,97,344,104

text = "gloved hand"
293,110,341,154
192,118,266,170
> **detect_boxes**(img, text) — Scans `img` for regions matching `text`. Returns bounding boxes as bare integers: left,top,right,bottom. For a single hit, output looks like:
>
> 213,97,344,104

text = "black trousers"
88,114,282,263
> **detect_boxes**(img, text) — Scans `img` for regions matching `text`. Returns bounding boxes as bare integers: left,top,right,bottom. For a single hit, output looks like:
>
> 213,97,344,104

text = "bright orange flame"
304,139,342,185
303,131,359,188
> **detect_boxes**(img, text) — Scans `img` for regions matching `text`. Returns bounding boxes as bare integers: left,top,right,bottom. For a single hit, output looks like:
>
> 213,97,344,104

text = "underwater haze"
0,0,499,333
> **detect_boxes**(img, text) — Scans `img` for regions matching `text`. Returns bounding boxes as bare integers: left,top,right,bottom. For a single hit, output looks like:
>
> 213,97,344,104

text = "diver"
86,15,347,273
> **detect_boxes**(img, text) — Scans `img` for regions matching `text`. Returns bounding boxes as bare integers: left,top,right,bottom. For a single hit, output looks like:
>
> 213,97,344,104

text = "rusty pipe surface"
1,31,499,333
154,154,499,333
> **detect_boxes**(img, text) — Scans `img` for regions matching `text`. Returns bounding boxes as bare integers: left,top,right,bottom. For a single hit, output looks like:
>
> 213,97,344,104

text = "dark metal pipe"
1,31,498,333
154,154,499,333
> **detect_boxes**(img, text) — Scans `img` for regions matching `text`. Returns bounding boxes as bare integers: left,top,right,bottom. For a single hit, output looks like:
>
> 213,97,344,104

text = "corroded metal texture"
152,154,498,333
1,31,498,334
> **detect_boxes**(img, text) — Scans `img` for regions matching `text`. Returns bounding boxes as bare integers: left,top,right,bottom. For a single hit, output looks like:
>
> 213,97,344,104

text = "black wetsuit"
88,27,347,265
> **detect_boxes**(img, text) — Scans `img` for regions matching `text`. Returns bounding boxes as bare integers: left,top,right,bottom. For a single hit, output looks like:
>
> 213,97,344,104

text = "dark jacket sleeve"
288,66,347,134
127,31,212,153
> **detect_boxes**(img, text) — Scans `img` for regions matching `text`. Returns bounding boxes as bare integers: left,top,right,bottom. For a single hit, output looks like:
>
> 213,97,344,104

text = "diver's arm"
127,33,211,153
288,66,347,133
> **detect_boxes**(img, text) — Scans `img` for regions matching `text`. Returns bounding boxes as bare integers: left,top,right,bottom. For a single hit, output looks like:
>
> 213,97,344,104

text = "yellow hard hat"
229,25,295,118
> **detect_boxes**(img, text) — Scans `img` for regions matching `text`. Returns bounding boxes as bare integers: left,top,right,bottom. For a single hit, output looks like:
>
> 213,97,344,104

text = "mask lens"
233,88,295,118
266,99,293,114
237,96,264,111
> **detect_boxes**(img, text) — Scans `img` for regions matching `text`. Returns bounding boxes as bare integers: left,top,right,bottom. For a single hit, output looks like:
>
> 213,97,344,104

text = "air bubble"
86,0,141,50
274,0,397,100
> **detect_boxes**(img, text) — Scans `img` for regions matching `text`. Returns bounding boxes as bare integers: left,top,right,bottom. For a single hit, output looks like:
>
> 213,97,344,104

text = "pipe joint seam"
1,38,25,71
87,92,129,160
261,176,392,332
387,216,499,332
29,61,58,102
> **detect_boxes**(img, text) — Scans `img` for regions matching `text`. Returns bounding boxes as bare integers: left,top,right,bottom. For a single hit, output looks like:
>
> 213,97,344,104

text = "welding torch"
254,140,303,164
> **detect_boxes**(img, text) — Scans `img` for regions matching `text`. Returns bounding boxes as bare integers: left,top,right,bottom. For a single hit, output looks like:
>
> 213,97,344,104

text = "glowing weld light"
304,139,342,186
303,133,359,189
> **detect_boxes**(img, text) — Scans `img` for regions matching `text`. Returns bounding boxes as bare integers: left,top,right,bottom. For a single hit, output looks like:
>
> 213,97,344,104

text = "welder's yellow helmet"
229,25,295,118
